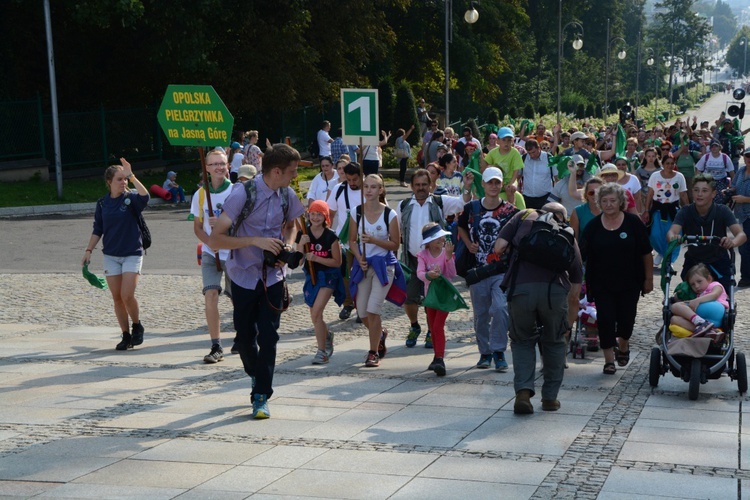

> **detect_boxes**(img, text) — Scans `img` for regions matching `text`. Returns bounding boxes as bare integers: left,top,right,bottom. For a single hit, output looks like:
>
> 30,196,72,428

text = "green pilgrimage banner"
157,85,234,147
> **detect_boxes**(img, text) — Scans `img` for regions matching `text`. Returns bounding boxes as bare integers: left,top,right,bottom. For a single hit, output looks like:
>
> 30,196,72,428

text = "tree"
726,26,750,78
393,81,420,147
378,79,396,139
712,0,737,48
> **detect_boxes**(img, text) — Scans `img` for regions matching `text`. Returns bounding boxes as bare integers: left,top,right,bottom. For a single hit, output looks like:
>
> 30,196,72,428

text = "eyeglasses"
661,148,670,151
207,162,227,167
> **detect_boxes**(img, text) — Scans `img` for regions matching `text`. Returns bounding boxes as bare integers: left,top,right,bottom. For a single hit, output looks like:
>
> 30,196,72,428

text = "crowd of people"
82,108,750,419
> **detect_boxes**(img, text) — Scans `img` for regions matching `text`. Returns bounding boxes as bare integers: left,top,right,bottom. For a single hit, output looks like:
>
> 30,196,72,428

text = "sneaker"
231,342,239,354
325,331,334,357
428,357,446,376
116,332,132,351
653,254,663,267
131,322,144,346
693,321,714,337
424,331,433,349
312,349,329,365
365,351,380,367
406,324,421,348
476,354,492,369
355,314,363,324
339,305,354,320
493,352,509,372
252,394,270,419
378,329,388,358
203,345,224,363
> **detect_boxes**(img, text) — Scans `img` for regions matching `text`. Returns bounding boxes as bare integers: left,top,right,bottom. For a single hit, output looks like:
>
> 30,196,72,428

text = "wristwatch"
126,173,134,180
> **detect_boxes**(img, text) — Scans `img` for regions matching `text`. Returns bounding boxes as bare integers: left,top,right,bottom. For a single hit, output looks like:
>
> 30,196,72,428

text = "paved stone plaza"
1,91,749,498
0,262,749,498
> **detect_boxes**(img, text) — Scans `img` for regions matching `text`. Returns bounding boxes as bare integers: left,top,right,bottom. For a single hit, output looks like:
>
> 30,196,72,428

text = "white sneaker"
312,349,329,364
653,254,663,267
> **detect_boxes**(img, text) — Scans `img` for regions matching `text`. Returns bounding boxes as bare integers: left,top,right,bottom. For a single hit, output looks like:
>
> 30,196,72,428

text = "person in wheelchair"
670,263,728,342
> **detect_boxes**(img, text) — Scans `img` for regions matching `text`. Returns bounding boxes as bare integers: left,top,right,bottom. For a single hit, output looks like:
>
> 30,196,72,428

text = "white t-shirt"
230,152,244,174
520,151,554,197
306,172,339,202
189,182,233,260
620,174,642,197
328,183,363,248
695,152,734,180
648,170,687,204
317,129,333,157
352,207,397,258
362,145,380,161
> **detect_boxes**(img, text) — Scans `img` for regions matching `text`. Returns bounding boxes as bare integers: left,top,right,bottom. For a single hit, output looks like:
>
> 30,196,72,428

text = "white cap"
482,167,504,183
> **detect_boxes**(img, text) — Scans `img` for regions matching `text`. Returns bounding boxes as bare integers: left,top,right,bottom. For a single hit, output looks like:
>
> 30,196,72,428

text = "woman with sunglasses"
614,156,645,213
569,177,604,241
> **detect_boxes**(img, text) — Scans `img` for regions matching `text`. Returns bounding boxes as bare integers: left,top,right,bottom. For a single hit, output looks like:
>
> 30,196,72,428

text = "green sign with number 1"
341,89,379,146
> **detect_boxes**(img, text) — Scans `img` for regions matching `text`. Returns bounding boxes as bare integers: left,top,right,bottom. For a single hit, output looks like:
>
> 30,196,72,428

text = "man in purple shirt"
210,143,305,419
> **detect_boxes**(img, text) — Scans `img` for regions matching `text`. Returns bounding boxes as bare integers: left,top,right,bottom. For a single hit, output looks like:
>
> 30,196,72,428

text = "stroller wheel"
737,352,748,395
688,359,701,401
649,347,661,387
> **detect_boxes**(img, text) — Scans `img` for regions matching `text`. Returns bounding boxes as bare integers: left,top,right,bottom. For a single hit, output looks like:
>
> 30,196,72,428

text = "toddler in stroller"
669,263,728,343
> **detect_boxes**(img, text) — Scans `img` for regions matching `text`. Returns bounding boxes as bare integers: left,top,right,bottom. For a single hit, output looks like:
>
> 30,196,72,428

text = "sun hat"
599,163,624,180
571,131,588,141
421,224,451,246
237,164,256,180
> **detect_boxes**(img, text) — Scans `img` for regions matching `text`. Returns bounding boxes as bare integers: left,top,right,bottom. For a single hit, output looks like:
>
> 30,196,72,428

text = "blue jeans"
740,219,750,282
231,279,283,398
508,283,569,400
468,273,508,355
168,186,185,202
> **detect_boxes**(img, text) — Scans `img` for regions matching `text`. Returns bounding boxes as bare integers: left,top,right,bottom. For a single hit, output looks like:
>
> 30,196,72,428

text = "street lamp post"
741,37,748,79
636,35,654,117
604,18,626,117
445,0,479,126
557,0,584,123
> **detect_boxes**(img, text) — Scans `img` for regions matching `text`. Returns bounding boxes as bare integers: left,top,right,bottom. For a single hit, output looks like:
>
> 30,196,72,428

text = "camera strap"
261,265,290,313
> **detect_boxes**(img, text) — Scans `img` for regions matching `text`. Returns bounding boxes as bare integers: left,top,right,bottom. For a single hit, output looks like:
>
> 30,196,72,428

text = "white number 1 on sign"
347,96,371,132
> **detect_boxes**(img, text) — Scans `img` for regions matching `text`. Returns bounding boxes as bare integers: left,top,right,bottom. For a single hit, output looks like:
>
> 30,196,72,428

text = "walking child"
348,174,401,367
296,200,345,364
416,222,456,376
670,263,728,339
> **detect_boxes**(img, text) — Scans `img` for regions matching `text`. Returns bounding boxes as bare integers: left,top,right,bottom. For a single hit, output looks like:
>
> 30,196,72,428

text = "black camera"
465,256,509,287
722,188,736,209
263,249,296,268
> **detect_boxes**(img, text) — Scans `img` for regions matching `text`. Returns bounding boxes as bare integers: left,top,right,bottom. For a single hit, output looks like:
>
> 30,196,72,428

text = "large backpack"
517,210,575,273
506,209,576,303
454,200,482,278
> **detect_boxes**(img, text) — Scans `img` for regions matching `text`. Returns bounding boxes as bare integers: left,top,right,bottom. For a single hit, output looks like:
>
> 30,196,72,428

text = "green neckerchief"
208,178,232,194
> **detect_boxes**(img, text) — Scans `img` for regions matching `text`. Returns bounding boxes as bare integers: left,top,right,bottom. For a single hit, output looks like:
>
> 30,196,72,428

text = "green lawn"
0,167,319,208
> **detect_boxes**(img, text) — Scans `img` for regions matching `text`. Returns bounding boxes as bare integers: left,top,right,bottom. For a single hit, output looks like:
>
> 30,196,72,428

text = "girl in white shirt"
349,174,400,367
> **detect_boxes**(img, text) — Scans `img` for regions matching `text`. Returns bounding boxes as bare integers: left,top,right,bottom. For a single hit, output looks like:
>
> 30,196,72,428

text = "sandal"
616,349,630,367
603,362,617,375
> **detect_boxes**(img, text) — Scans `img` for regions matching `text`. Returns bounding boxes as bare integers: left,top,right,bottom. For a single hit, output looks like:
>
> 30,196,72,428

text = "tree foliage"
712,0,737,47
726,26,750,78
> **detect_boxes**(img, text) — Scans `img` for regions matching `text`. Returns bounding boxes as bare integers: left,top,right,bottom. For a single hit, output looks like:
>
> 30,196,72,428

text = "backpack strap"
432,194,444,210
336,183,350,211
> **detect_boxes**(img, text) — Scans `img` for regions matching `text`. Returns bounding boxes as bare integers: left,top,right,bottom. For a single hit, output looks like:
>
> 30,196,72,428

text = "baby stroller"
570,285,600,359
649,235,747,400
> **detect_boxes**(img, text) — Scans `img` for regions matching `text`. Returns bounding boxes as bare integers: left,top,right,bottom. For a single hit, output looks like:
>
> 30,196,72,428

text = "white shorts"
102,254,143,276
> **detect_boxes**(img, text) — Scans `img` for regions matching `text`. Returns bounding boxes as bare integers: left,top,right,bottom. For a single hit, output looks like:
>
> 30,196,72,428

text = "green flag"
82,264,108,290
615,123,627,158
585,152,599,175
463,166,484,198
549,155,572,179
422,276,469,312
338,215,350,245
